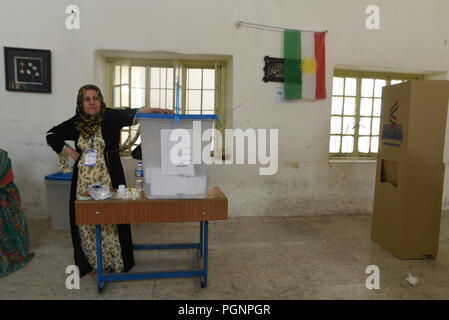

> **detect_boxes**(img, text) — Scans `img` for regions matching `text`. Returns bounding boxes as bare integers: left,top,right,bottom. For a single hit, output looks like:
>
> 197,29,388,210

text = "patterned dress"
76,129,124,272
47,107,137,276
0,150,34,278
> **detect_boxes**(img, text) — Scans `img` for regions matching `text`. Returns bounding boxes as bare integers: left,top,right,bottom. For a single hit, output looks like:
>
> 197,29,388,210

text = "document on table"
161,129,194,176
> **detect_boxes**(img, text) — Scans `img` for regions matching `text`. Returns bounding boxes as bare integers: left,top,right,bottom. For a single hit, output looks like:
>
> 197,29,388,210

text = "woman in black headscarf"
46,84,171,278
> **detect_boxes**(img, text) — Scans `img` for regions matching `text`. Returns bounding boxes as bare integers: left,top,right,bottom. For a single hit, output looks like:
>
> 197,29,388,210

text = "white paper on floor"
406,273,418,287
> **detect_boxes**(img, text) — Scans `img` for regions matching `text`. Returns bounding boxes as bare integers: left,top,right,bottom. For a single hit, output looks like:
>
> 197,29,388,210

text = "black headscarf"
74,84,106,138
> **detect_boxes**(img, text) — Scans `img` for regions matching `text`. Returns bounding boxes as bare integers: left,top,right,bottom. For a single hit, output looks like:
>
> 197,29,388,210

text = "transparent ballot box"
136,113,218,199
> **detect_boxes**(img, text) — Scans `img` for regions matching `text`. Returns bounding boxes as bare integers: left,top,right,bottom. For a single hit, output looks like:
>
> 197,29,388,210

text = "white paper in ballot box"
148,167,207,196
160,129,194,176
145,128,207,197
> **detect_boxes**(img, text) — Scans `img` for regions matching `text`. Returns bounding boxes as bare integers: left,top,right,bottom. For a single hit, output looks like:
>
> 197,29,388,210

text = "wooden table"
75,187,227,293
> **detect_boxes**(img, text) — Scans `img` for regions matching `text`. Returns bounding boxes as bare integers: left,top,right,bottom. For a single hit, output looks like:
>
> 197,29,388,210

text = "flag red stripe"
314,32,326,99
389,100,399,112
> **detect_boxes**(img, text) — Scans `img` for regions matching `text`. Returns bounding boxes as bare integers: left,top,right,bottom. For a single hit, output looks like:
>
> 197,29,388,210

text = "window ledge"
329,157,377,163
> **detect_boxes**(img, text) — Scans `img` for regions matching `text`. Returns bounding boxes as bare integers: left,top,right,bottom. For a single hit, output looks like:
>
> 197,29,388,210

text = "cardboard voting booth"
371,80,449,259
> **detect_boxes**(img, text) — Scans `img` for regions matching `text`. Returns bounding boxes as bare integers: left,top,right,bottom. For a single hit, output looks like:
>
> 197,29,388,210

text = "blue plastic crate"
44,172,72,181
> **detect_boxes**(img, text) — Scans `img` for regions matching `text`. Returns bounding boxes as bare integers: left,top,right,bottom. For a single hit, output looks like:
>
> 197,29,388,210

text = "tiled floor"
1,213,448,299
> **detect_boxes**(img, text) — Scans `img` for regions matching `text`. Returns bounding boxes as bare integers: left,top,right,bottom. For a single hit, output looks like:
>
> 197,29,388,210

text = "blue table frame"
75,186,227,294
95,221,208,294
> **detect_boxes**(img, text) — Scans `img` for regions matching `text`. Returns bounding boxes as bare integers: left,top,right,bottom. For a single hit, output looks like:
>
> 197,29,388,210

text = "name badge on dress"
84,149,98,167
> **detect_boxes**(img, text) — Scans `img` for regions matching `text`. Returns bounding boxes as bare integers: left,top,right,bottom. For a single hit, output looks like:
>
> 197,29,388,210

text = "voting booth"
136,113,217,199
371,80,449,259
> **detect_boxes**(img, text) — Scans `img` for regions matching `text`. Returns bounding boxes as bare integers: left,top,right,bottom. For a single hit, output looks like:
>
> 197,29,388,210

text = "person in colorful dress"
46,84,171,278
0,148,34,278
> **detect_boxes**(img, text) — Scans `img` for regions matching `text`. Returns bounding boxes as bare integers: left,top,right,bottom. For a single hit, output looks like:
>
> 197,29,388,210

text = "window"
149,66,174,109
186,68,215,115
106,59,226,155
329,70,423,159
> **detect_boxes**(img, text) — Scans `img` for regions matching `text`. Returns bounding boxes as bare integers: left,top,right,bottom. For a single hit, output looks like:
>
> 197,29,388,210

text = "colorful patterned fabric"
0,167,14,186
74,84,106,139
0,150,33,278
0,149,11,181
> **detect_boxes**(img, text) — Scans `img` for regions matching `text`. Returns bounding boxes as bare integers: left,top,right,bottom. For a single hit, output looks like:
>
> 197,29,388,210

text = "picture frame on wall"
4,47,51,93
263,56,284,83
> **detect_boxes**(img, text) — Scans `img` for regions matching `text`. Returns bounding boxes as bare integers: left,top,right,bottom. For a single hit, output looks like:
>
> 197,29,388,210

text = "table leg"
199,221,204,257
96,225,105,293
201,221,208,288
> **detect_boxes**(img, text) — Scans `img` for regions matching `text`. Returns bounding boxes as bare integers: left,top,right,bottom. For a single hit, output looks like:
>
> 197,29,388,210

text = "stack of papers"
148,167,207,197
161,129,194,176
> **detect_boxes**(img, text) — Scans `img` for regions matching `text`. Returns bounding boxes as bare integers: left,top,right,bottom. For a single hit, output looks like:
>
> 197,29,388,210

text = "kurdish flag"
284,30,326,100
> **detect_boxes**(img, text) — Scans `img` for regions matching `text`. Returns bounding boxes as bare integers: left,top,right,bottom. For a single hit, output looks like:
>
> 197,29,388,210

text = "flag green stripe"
284,30,302,100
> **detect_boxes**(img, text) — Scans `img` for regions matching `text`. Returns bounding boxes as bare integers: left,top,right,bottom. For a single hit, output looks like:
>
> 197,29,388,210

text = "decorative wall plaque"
263,56,284,83
4,47,51,93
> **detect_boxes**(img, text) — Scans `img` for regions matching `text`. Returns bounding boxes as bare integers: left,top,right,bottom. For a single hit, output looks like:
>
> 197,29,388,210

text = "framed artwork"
263,56,284,83
4,47,51,93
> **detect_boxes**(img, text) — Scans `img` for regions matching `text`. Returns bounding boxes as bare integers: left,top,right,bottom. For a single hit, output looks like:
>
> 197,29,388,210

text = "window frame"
104,58,226,156
329,69,423,160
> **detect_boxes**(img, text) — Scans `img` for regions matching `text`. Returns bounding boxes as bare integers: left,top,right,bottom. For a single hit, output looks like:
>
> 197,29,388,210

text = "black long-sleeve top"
46,108,137,188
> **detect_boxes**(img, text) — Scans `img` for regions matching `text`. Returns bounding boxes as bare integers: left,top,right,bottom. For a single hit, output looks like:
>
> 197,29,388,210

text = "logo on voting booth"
382,100,403,147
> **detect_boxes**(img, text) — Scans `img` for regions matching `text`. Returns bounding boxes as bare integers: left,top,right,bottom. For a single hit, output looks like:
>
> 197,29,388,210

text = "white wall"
1,0,448,219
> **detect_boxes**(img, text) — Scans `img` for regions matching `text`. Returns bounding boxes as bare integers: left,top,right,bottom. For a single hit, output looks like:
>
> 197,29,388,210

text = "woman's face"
83,89,101,117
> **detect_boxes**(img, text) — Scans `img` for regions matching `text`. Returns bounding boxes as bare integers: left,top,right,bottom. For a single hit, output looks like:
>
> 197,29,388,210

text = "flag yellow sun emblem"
300,58,318,74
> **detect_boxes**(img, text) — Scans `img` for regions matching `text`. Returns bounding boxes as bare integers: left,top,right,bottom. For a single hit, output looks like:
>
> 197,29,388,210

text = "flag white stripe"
301,32,316,100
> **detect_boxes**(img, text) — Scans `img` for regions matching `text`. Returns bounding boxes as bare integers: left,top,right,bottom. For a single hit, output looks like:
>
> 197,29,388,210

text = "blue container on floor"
44,172,72,230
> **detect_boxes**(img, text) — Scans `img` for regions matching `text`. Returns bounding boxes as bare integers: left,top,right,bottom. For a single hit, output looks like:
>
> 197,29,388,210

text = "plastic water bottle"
135,161,144,192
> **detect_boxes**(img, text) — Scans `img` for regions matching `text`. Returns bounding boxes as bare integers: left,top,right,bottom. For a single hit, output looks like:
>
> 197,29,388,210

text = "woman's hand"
64,145,80,161
138,107,174,114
